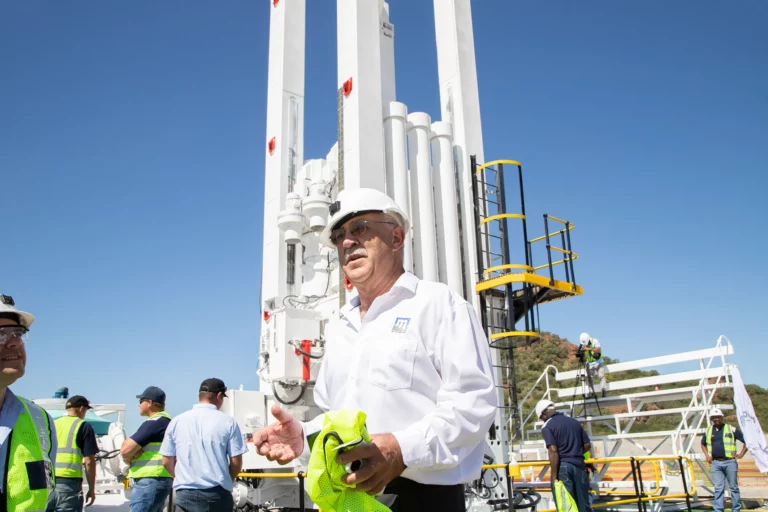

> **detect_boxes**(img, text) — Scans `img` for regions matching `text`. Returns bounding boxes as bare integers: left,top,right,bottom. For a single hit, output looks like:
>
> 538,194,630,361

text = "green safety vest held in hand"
554,480,578,512
706,424,737,459
5,397,55,512
128,411,173,479
306,410,391,512
54,415,84,478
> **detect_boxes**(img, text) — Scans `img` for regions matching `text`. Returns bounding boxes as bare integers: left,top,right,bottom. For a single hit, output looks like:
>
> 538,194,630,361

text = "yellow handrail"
484,263,535,275
529,224,574,244
546,215,570,226
480,213,525,226
550,246,574,255
238,472,304,479
489,331,539,341
475,159,522,174
533,254,579,272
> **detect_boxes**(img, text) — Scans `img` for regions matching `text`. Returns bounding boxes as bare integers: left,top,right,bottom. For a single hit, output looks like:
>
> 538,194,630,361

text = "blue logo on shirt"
392,317,410,334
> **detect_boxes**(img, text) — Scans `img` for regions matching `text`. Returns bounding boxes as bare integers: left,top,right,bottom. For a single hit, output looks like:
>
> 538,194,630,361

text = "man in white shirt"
252,189,498,512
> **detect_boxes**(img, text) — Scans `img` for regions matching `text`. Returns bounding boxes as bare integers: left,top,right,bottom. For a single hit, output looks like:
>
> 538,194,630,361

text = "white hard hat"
535,399,555,420
0,294,35,329
709,407,724,418
320,188,409,248
579,332,590,345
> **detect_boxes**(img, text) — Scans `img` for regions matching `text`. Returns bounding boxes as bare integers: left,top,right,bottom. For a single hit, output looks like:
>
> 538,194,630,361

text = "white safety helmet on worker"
579,332,590,345
536,399,555,420
0,294,34,329
709,407,724,418
320,188,409,248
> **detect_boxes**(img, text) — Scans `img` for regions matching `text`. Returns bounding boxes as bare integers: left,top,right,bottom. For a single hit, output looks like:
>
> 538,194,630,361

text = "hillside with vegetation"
513,333,768,434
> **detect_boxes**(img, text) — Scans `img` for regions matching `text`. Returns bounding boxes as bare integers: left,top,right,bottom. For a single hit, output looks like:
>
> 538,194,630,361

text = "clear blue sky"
2,1,766,432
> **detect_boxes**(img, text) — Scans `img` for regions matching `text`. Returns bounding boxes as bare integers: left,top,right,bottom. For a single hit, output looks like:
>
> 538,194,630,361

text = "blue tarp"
45,409,112,436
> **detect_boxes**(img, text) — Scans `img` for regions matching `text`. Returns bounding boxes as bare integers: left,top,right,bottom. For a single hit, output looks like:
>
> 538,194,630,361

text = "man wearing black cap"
120,386,173,512
160,378,246,512
53,395,98,511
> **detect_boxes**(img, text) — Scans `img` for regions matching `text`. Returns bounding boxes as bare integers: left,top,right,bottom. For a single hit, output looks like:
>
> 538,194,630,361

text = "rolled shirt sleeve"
159,419,176,457
228,420,247,457
392,302,497,470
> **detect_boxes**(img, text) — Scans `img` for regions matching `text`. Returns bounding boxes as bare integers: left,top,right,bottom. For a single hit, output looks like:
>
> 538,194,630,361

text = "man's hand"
338,433,406,495
85,488,95,507
706,455,713,464
735,453,744,460
253,405,304,465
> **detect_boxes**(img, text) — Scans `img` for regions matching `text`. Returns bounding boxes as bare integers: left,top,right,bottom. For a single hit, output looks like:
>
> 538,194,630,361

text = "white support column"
379,1,396,107
431,121,462,293
433,0,485,310
261,0,305,306
407,112,439,282
384,102,412,272
337,0,387,192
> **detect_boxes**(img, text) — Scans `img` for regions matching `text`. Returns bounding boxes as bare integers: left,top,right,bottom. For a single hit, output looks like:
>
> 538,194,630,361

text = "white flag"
731,367,768,473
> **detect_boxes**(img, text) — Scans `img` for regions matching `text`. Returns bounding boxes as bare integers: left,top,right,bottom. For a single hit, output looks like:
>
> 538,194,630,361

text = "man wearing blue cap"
120,386,172,512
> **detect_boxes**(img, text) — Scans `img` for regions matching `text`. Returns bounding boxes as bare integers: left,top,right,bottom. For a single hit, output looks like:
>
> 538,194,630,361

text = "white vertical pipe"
430,121,462,294
384,102,412,272
407,112,439,282
434,0,484,310
337,0,386,192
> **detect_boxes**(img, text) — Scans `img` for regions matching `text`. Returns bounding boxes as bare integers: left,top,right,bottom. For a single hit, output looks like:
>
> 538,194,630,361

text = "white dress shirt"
305,271,497,485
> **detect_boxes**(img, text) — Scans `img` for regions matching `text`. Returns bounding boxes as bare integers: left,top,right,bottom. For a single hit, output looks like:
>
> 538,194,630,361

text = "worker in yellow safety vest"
120,386,173,512
0,293,57,512
700,407,749,512
53,395,98,511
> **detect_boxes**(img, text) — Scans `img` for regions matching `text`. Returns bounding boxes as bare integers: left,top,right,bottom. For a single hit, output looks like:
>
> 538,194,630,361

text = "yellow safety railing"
494,456,696,512
234,456,693,511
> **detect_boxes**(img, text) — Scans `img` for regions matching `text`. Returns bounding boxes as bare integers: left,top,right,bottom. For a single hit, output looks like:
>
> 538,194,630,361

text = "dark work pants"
552,461,592,512
384,477,465,512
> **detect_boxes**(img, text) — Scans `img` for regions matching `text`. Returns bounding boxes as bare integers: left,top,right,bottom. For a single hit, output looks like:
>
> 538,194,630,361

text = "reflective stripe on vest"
585,339,599,363
5,397,55,512
54,416,84,478
706,424,737,458
128,411,172,479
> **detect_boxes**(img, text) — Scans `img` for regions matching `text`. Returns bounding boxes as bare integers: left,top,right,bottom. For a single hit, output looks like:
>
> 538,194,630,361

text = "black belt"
384,477,465,512
713,457,734,461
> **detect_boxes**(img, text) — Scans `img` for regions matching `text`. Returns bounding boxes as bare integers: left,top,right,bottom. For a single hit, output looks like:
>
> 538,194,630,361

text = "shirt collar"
340,271,419,317
193,403,217,410
0,388,17,413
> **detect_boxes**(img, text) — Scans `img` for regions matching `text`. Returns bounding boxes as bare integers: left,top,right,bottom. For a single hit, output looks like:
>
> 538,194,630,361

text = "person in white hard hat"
0,294,58,512
537,399,592,512
579,332,607,398
700,408,748,512
252,188,497,512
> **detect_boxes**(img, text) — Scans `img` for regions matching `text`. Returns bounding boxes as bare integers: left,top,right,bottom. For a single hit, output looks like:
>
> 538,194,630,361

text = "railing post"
565,221,577,290
560,230,570,283
630,457,644,512
506,463,515,511
298,471,306,511
678,456,693,512
543,215,555,286
636,460,649,512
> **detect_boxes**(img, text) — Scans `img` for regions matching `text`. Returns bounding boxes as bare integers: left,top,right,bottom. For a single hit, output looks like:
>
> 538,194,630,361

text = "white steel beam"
261,0,305,306
337,0,386,192
556,345,735,381
557,367,729,398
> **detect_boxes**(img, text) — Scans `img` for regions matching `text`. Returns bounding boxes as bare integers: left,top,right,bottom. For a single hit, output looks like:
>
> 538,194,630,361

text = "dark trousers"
174,486,233,512
384,477,465,512
552,461,591,512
